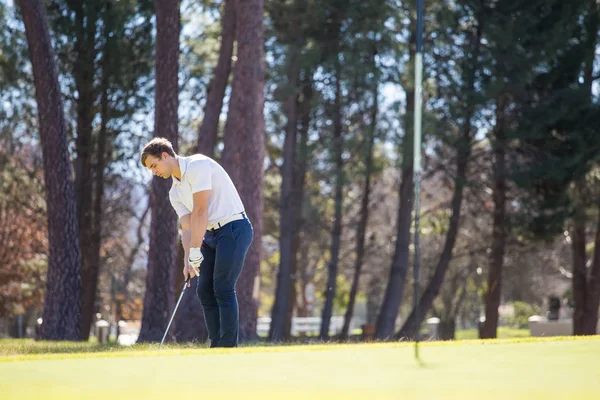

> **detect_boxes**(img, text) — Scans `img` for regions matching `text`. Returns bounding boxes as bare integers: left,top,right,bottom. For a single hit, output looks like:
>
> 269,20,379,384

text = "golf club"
158,276,190,350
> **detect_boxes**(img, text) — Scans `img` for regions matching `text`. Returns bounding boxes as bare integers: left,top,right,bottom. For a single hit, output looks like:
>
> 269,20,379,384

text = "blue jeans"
196,217,253,347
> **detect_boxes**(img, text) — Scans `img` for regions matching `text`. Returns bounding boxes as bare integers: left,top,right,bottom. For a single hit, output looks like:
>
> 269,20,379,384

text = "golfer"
141,137,253,348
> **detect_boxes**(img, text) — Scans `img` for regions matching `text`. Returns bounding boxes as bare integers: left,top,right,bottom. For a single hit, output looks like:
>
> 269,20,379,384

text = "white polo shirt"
168,154,245,224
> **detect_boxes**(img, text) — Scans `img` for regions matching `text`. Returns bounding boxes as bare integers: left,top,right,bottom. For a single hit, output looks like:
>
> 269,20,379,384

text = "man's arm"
187,190,211,276
190,190,211,248
180,214,192,269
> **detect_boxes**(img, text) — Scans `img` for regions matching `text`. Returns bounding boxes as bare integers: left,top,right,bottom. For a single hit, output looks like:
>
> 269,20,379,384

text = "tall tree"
46,0,155,340
197,0,236,158
376,23,416,340
477,0,596,338
137,0,180,343
70,0,100,340
269,58,300,340
220,0,265,342
268,0,306,342
480,96,508,338
19,0,82,340
341,53,379,340
83,3,111,340
287,76,314,335
319,52,345,340
396,0,483,339
571,0,600,335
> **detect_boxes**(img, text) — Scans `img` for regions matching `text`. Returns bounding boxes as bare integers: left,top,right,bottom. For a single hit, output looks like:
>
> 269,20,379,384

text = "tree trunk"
137,0,180,343
584,203,600,334
319,58,344,340
19,0,82,340
438,269,470,340
366,259,382,326
374,17,420,341
220,0,265,342
375,87,414,340
579,2,600,336
291,78,313,324
438,319,456,340
480,98,508,339
571,180,588,336
270,44,301,342
82,23,110,340
197,0,236,158
71,1,100,341
396,140,469,339
297,248,312,319
82,7,113,341
341,72,378,340
395,18,483,340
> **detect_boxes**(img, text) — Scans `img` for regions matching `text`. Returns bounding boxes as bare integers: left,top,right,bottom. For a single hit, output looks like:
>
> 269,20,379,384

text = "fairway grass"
1,336,599,399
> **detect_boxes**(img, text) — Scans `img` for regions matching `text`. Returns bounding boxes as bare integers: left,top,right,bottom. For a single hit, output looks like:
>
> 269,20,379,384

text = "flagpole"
413,0,424,361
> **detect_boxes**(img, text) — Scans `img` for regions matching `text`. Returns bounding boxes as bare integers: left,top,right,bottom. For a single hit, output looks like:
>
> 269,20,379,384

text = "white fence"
112,316,361,345
528,316,600,337
257,316,361,337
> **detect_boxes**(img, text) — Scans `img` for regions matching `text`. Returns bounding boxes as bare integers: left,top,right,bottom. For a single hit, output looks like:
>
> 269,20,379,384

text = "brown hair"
140,137,176,167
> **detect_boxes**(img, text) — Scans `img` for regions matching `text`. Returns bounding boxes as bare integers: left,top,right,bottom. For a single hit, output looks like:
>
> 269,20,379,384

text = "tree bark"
578,2,600,336
289,78,313,327
19,0,82,340
374,16,420,340
137,0,180,343
270,44,301,342
436,266,470,341
320,57,344,340
571,180,588,336
81,22,110,340
70,1,100,341
197,0,236,158
583,202,600,334
395,17,483,340
480,97,508,339
220,0,265,342
341,70,378,340
396,134,470,339
375,87,414,340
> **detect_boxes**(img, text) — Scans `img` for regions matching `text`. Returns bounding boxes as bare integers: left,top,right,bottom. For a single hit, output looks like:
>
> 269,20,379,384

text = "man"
141,137,253,347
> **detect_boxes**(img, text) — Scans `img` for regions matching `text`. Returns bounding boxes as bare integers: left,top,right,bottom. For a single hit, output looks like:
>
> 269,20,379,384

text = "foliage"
508,301,541,329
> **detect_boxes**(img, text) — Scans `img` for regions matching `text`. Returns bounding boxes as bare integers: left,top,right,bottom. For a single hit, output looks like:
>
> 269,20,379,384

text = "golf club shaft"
159,280,188,350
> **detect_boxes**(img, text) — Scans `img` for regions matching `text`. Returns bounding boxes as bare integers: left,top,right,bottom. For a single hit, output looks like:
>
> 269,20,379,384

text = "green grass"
0,338,205,357
1,336,599,399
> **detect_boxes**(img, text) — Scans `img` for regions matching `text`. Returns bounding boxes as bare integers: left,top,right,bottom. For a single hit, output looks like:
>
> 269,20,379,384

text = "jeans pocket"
231,219,252,244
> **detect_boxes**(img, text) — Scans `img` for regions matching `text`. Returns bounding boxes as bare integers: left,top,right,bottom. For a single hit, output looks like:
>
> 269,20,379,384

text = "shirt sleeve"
169,194,191,219
186,159,213,193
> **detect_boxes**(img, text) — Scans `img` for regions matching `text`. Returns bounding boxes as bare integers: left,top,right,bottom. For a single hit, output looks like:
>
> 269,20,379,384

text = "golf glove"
189,247,204,270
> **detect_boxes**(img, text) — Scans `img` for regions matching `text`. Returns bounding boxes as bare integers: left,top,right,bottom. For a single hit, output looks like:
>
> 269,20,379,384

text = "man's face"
144,153,171,179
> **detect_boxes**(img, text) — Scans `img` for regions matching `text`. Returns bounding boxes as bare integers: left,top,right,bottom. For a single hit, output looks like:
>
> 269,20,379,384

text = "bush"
510,301,540,329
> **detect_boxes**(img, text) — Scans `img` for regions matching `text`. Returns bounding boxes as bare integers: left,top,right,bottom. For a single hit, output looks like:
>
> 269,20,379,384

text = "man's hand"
183,247,202,288
182,264,196,287
188,247,204,272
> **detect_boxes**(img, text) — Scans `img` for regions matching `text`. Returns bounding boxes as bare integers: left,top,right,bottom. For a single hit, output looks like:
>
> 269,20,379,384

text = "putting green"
1,337,599,399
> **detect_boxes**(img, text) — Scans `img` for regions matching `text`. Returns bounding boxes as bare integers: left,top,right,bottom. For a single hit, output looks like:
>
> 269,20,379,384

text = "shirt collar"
173,156,188,186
